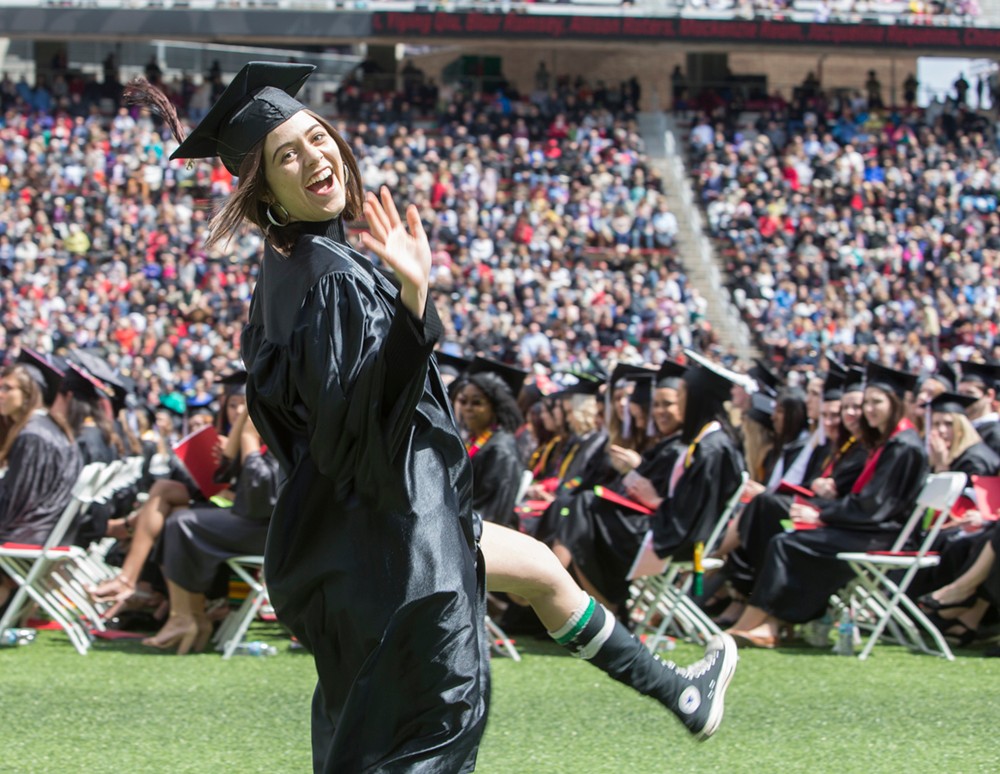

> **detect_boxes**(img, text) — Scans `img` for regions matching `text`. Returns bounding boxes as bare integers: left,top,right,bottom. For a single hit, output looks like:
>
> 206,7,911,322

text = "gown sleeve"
470,432,523,529
820,434,928,530
0,434,65,535
231,450,281,522
952,443,1000,478
291,272,441,501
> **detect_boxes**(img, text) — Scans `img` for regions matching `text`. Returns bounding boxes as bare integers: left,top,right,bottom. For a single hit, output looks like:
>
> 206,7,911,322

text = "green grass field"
3,624,999,774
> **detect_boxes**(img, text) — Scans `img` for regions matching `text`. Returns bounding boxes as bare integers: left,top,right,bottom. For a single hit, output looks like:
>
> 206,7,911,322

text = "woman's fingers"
406,204,428,247
364,192,389,242
380,185,402,228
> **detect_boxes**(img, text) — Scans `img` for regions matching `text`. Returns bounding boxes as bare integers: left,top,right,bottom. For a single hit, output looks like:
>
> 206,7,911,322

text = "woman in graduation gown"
0,364,82,610
552,362,686,610
455,362,526,529
131,64,489,771
926,392,1000,478
727,362,929,648
129,64,739,761
724,370,867,605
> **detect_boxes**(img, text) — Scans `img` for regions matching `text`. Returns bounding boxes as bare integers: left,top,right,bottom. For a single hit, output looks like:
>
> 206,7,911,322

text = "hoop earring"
342,165,349,185
266,202,290,228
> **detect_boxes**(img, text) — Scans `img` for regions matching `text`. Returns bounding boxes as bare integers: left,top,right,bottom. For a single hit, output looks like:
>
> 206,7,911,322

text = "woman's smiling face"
264,111,346,223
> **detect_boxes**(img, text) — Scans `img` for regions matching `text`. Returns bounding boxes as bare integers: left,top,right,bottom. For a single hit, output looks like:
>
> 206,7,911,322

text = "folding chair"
215,555,269,659
0,462,110,654
837,471,967,661
628,471,749,652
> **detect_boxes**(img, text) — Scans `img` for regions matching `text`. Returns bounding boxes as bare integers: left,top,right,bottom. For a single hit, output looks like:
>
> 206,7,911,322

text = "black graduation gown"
157,450,279,594
974,420,1000,459
469,428,523,529
750,427,928,623
73,424,121,546
0,413,82,544
652,428,745,560
951,441,1000,478
728,438,867,596
241,222,488,774
532,429,609,545
564,434,683,606
76,424,116,465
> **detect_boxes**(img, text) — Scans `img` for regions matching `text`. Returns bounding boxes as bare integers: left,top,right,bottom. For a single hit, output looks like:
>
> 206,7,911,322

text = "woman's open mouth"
306,169,336,195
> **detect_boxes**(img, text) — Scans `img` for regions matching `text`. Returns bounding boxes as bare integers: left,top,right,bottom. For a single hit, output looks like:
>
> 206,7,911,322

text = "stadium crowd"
1,55,999,657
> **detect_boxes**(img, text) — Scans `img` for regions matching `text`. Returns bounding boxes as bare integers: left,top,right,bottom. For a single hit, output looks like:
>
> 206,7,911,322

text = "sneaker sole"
696,633,738,741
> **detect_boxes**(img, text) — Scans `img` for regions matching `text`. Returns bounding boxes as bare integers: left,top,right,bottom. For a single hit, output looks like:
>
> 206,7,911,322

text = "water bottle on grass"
234,641,278,657
0,628,37,646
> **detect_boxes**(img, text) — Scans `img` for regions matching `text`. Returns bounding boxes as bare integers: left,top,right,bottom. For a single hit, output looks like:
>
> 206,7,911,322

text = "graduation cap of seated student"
550,371,604,399
167,61,316,175
959,360,1000,392
843,366,865,394
683,349,753,404
745,392,777,431
927,392,979,415
607,364,658,436
16,348,65,406
822,369,846,402
218,369,248,398
864,362,918,399
467,356,529,400
69,349,129,413
925,361,958,393
60,362,113,403
656,359,688,389
747,357,782,398
435,350,473,381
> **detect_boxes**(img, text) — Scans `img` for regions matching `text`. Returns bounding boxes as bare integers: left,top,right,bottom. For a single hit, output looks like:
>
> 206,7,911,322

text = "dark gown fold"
469,429,523,529
242,223,488,774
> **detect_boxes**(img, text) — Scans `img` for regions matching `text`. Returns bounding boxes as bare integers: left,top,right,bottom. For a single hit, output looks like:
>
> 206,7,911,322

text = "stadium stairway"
637,112,756,359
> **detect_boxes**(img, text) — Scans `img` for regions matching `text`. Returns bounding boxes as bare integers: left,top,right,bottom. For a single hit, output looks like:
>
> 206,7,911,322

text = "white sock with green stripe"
548,596,616,660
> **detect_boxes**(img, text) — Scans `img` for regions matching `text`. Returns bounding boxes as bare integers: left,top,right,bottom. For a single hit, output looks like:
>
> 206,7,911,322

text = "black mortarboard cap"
928,392,979,415
551,371,604,398
748,358,782,398
843,367,865,393
926,361,957,392
219,369,248,397
70,349,128,412
823,369,846,401
170,62,315,175
656,359,687,387
864,362,917,399
609,363,656,389
959,361,1000,391
60,363,109,403
468,356,529,399
745,392,776,431
16,348,64,405
683,349,749,404
435,351,473,379
630,373,655,409
825,358,848,380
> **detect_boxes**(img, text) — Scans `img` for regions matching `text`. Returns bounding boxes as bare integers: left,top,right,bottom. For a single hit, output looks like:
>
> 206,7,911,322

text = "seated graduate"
648,351,746,565
551,360,687,611
907,362,957,437
144,408,279,654
957,360,1000,458
454,357,527,529
0,361,82,612
721,366,867,620
926,392,1000,478
740,392,776,487
727,361,929,648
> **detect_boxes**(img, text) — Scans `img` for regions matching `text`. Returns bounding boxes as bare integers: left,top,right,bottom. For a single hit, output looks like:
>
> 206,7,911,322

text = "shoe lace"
664,648,719,680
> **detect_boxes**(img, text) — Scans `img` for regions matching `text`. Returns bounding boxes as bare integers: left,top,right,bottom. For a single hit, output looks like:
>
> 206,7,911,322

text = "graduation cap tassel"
693,541,705,596
123,78,188,147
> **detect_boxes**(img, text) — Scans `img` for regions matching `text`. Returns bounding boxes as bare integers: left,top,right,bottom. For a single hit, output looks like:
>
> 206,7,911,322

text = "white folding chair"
837,471,967,661
215,555,269,659
0,462,110,654
628,471,749,652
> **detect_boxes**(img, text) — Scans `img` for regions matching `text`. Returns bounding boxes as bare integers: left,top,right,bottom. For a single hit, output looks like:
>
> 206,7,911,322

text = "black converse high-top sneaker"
668,633,738,740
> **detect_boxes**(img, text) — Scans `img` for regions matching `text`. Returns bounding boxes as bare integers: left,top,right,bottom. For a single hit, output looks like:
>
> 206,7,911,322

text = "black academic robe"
974,420,1000,459
750,427,928,623
0,412,82,544
652,427,745,560
563,434,683,606
532,428,609,545
76,424,116,466
469,428,523,529
72,424,122,546
242,221,488,774
728,437,867,596
950,441,1000,478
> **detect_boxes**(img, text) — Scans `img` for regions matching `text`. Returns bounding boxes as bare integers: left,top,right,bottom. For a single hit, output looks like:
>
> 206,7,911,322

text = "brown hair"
858,388,906,449
207,111,364,254
0,365,44,463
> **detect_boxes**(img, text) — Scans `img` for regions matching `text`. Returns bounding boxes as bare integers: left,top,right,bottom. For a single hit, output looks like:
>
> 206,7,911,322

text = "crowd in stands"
1,53,999,656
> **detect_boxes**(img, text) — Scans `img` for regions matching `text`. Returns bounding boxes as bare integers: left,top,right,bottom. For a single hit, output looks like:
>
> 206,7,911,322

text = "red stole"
851,418,914,494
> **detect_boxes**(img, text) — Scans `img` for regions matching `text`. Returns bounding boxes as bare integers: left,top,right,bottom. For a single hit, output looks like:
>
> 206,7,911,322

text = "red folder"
972,476,1000,520
172,426,226,499
777,481,815,498
791,520,820,531
594,486,653,515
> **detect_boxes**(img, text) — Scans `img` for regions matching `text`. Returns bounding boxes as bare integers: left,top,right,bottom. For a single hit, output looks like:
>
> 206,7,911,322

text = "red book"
972,475,1000,520
172,426,226,500
791,520,820,531
594,486,653,515
777,481,815,498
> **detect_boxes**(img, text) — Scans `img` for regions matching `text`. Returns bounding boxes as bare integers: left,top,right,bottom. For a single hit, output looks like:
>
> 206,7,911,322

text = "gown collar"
296,218,347,243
